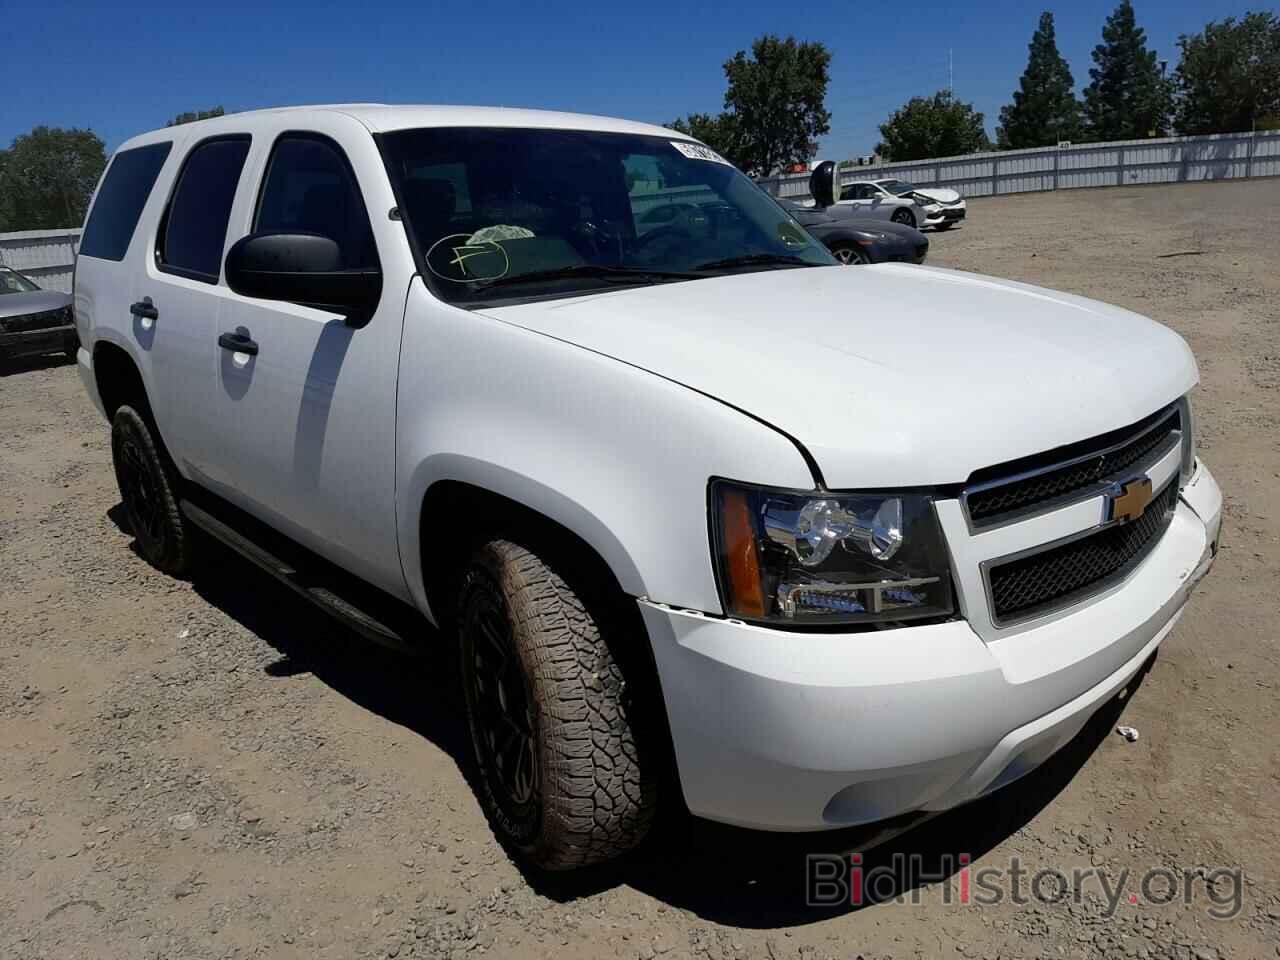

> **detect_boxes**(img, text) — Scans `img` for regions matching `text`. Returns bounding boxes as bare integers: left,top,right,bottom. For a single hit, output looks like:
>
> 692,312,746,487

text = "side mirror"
809,160,840,209
225,232,381,325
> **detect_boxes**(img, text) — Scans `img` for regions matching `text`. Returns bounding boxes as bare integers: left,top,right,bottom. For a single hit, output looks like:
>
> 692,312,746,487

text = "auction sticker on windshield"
670,141,732,166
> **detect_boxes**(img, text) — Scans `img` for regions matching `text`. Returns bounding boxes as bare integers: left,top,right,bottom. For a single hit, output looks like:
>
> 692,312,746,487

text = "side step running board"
180,498,419,655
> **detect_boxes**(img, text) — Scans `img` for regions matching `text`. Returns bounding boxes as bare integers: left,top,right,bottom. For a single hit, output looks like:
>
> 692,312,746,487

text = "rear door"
140,134,253,482
75,139,174,413
207,119,410,596
840,183,878,217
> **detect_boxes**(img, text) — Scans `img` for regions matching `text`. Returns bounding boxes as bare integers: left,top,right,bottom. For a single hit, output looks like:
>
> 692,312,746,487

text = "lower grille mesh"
988,480,1178,623
1,307,70,334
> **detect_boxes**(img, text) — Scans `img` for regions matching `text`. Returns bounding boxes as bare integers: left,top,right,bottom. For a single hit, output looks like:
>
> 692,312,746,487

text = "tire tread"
465,539,655,870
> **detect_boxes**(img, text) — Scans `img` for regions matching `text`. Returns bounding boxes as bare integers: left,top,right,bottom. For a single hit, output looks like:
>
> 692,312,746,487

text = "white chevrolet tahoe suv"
73,104,1222,871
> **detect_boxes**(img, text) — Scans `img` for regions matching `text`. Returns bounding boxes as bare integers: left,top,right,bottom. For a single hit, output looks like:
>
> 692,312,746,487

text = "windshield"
379,127,834,305
0,266,40,295
879,180,919,196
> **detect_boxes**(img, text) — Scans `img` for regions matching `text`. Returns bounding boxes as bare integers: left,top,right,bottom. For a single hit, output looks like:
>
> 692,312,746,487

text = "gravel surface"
2,178,1278,959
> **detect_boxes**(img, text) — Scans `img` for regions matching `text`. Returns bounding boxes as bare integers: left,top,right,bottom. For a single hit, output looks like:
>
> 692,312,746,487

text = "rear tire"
828,241,870,265
891,208,916,228
110,405,192,576
458,538,656,870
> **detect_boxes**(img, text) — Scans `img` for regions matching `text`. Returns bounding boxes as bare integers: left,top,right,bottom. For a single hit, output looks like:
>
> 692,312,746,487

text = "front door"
209,127,408,596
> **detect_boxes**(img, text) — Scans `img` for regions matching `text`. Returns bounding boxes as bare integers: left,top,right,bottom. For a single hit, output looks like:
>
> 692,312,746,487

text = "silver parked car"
0,265,77,362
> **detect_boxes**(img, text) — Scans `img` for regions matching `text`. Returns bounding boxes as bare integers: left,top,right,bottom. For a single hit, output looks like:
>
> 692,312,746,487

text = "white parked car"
73,104,1220,871
839,177,968,230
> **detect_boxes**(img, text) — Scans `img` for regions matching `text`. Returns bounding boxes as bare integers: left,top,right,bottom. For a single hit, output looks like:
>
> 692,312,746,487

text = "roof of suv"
117,104,679,151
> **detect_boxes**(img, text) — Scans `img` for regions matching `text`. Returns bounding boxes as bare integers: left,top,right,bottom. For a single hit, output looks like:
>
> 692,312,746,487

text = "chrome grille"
964,405,1181,528
985,479,1178,625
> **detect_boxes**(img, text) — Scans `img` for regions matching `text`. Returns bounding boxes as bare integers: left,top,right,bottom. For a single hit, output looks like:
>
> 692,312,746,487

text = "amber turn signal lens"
720,488,766,618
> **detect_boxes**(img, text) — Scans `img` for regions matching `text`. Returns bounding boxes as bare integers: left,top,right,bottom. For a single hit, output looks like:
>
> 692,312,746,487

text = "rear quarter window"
80,142,172,261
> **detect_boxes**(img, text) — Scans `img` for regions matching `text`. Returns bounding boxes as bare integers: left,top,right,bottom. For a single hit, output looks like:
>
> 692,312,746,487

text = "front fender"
395,279,815,623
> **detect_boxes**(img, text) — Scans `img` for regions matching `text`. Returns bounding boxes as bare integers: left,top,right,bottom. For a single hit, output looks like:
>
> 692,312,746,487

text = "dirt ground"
2,179,1278,960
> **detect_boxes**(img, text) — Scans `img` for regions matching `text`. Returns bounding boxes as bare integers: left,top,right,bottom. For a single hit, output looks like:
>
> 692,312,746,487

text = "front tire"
935,221,954,231
110,405,192,576
458,539,656,870
891,208,916,228
829,241,870,265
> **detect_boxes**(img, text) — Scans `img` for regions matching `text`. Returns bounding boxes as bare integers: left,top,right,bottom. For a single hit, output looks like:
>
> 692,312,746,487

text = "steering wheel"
632,224,695,255
570,218,613,258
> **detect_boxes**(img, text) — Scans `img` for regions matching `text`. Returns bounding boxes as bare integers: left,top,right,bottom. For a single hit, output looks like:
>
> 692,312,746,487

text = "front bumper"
0,323,76,359
872,240,928,265
923,203,967,226
641,462,1221,831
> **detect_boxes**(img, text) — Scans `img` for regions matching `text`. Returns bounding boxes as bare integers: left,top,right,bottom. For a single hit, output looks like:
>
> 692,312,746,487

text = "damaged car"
837,176,967,230
0,264,77,362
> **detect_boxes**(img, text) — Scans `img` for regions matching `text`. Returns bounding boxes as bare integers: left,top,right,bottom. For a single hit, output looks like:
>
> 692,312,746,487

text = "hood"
912,186,961,204
0,289,72,320
477,264,1197,488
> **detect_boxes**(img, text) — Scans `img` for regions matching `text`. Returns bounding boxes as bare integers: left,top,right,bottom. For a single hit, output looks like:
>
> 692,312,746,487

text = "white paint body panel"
643,462,1220,830
481,263,1198,489
393,279,814,618
74,104,1221,835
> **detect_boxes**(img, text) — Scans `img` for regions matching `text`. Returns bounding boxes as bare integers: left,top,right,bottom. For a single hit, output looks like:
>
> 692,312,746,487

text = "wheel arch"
892,204,918,226
93,340,153,421
408,457,648,630
416,466,686,818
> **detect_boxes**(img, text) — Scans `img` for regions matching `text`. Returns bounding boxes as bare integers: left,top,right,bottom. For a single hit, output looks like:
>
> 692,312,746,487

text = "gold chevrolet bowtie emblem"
1109,476,1153,523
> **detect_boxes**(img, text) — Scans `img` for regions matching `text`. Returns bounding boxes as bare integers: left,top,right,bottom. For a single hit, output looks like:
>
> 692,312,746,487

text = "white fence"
0,229,81,293
758,130,1280,202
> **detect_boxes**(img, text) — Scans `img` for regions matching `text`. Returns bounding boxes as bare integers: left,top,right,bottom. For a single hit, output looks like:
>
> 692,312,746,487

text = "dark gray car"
779,200,929,266
0,265,77,361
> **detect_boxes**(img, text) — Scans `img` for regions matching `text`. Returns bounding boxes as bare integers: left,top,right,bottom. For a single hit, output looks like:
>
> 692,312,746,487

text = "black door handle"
218,331,259,356
130,299,158,321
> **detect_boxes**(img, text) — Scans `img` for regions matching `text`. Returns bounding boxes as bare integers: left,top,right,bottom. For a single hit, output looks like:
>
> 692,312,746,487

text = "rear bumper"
641,462,1221,832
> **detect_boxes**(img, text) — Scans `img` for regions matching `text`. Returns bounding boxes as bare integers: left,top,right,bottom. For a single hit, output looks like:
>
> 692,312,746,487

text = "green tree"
876,90,991,161
1083,0,1172,140
998,12,1083,148
166,106,226,126
721,36,831,177
667,112,741,166
0,150,13,232
668,34,831,177
0,127,107,230
1174,12,1280,134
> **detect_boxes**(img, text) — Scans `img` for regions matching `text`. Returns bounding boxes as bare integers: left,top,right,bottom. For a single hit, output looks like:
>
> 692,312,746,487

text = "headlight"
710,480,955,626
1178,394,1196,485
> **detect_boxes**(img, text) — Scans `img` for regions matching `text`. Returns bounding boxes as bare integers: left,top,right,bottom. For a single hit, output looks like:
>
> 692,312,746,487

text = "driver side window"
255,134,378,269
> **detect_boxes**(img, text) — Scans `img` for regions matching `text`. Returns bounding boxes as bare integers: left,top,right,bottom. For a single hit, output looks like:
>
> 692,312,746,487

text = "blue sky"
0,0,1256,160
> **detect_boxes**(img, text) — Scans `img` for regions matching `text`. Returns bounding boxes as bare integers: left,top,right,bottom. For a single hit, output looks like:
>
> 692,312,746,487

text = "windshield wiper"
475,263,706,289
693,252,815,272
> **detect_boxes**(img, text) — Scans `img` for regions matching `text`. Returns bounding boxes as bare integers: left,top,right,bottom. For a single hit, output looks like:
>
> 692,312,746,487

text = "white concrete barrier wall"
0,229,81,294
758,130,1280,202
